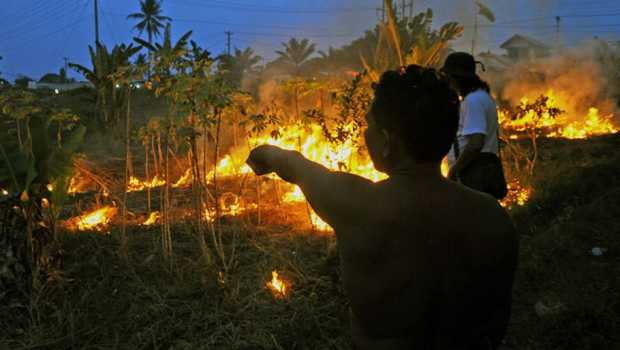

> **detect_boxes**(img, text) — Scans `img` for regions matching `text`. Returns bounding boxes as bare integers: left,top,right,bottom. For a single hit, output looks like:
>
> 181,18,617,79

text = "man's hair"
455,75,491,97
370,65,460,163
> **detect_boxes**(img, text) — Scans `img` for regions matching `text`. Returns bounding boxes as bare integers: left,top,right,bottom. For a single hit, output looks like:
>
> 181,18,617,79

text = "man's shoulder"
464,90,493,105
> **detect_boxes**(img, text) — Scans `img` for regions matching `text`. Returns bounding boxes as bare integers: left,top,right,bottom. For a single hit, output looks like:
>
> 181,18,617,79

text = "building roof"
477,51,514,72
500,34,549,50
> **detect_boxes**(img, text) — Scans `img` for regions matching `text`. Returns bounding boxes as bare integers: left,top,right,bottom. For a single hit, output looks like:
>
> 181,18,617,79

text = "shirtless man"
247,65,518,349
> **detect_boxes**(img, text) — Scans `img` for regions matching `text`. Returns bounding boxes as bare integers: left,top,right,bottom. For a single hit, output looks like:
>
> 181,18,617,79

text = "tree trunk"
121,87,132,256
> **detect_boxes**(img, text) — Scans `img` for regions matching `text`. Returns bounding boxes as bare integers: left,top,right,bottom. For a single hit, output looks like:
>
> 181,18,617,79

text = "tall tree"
220,47,262,87
127,0,171,77
275,38,316,76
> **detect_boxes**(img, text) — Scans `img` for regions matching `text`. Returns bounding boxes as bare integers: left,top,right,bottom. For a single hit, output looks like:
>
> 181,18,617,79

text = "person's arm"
448,133,484,180
247,145,373,228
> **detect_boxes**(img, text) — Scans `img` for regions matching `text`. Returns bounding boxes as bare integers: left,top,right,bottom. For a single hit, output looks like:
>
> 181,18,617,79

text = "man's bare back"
247,65,518,349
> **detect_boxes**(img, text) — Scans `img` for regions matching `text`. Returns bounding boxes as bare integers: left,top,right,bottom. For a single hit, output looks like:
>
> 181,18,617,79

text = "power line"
0,17,87,53
0,0,75,39
167,0,376,14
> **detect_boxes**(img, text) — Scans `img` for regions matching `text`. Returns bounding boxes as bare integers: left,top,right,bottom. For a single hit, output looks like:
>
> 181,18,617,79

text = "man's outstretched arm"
247,145,374,229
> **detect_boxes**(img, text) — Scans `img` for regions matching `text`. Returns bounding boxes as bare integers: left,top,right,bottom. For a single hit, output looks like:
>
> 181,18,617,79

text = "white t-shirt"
448,89,500,167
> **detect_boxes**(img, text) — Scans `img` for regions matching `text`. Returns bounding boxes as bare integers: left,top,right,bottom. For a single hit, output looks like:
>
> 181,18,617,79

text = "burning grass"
3,134,619,349
63,206,118,232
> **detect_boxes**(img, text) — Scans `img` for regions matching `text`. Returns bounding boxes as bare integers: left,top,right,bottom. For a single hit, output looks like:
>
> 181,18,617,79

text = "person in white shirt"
442,52,507,199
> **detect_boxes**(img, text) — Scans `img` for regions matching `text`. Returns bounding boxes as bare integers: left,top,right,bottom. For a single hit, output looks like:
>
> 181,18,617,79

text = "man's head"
365,65,459,173
441,52,489,96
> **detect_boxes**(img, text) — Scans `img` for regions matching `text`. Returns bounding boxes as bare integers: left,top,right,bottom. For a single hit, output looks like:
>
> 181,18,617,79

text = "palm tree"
134,23,192,77
233,47,262,75
220,47,262,87
275,38,316,76
127,0,171,77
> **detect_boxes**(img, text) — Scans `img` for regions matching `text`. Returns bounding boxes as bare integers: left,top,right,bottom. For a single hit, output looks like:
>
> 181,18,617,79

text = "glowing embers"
266,270,288,298
65,206,118,232
500,181,532,208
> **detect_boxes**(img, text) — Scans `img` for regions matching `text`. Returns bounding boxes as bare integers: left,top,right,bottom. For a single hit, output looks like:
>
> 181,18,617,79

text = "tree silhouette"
275,38,316,76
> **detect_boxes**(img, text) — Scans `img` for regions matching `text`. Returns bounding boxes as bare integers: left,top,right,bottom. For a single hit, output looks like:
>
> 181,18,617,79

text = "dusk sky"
1,0,619,81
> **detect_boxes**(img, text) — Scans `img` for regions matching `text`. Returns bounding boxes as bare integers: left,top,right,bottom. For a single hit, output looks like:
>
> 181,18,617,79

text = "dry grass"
1,134,619,349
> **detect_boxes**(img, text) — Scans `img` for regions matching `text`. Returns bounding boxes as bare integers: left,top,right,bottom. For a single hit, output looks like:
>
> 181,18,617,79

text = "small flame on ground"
266,270,287,297
142,211,160,226
127,175,166,192
500,181,532,208
65,206,117,232
283,186,304,203
310,211,332,232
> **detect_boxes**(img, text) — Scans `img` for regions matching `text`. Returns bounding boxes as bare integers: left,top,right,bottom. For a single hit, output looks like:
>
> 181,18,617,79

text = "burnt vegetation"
1,0,619,348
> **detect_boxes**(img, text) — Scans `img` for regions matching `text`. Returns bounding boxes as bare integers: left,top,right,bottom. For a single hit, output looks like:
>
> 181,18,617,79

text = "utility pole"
401,0,406,19
409,0,414,18
63,57,69,82
471,12,478,55
376,0,385,22
555,16,562,54
94,0,100,45
225,31,233,56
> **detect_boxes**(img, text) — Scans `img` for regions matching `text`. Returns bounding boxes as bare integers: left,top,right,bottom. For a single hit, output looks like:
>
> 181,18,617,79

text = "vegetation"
0,1,618,348
0,135,618,349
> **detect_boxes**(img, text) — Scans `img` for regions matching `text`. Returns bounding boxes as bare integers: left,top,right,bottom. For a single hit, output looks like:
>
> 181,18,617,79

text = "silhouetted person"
247,65,518,349
442,52,507,199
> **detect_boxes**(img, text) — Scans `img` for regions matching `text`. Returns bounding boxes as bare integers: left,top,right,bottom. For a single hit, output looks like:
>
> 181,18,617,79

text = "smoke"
492,40,619,122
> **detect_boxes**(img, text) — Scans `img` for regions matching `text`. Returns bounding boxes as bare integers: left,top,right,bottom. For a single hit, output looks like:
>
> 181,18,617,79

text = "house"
500,34,550,61
28,81,93,92
477,51,514,74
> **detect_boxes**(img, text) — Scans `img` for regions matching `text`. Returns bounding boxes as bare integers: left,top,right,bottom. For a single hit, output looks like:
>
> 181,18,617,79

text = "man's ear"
381,129,391,158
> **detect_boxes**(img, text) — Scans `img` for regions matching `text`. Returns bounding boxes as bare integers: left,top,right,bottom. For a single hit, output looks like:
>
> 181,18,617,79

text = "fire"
127,175,166,192
64,206,117,232
551,108,617,140
1,188,8,196
310,211,332,232
500,90,618,139
172,168,192,188
283,185,304,203
266,270,288,297
142,211,160,226
500,181,532,208
243,123,386,183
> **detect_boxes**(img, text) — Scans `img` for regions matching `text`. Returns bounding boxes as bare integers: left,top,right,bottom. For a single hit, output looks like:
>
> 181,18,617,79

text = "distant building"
500,34,550,61
477,51,514,74
28,81,93,91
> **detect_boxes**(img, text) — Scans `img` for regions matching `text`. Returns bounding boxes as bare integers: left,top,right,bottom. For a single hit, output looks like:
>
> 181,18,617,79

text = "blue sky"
1,0,619,80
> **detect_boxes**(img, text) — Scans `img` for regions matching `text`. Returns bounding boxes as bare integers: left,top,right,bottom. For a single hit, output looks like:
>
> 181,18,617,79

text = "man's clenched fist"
246,145,284,176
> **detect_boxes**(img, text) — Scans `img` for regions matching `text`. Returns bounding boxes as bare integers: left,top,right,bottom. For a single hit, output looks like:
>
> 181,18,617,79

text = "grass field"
1,134,619,350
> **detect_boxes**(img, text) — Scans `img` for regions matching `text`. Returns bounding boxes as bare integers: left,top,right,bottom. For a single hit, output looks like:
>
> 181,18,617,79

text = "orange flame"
142,211,160,226
500,90,618,139
500,181,532,208
266,270,287,297
65,206,117,232
127,175,166,193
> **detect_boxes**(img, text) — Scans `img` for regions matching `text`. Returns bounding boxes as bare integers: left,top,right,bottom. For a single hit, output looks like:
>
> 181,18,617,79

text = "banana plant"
361,1,463,82
0,108,85,293
69,42,141,127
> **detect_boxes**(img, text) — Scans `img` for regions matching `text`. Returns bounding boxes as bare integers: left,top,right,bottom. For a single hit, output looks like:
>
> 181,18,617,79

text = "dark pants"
459,153,508,200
